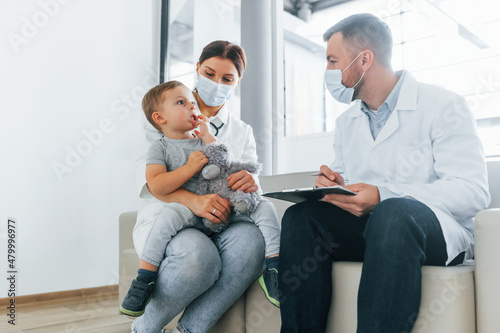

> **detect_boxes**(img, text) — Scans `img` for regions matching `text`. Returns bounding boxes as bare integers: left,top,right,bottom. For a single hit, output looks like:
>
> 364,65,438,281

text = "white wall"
0,0,159,296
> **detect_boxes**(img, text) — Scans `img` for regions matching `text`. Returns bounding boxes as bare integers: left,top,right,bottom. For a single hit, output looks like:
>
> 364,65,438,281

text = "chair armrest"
119,211,138,253
474,208,500,333
119,211,139,303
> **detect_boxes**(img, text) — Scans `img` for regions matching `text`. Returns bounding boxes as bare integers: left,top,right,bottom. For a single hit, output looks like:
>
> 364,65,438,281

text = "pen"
310,171,344,177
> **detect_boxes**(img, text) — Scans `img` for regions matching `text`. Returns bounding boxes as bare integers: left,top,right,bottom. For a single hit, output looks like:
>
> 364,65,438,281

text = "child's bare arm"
146,151,208,196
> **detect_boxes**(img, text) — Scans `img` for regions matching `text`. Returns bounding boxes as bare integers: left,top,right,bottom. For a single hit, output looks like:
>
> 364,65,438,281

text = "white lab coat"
330,70,490,265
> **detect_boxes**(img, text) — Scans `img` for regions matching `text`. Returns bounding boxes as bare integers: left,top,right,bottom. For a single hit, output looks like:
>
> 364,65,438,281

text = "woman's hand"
189,193,232,223
227,170,259,193
151,188,231,223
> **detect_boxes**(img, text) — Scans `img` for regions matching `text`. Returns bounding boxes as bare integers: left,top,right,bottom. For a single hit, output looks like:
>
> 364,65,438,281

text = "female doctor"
132,41,268,333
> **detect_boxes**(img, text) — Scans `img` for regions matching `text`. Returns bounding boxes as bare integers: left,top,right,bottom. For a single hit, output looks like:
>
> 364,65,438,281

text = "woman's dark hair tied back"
199,40,247,77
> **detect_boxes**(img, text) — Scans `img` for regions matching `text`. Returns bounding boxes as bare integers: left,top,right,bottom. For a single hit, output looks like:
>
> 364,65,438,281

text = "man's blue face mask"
325,51,365,104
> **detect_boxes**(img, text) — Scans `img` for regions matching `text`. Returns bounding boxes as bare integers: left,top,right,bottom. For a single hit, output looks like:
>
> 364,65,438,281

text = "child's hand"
194,115,217,144
186,151,209,174
194,114,209,135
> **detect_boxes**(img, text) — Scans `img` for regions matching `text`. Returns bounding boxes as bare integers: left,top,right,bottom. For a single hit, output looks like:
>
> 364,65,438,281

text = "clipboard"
263,186,356,203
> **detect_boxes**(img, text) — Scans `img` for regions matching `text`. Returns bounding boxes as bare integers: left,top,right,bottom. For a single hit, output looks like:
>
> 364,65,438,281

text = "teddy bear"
197,142,262,233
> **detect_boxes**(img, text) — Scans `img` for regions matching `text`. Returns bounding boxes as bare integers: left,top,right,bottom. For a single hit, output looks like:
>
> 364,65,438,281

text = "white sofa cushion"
327,263,475,333
244,262,475,333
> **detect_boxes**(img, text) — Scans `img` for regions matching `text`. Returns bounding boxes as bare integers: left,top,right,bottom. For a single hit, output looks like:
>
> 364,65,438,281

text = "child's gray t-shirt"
146,135,204,193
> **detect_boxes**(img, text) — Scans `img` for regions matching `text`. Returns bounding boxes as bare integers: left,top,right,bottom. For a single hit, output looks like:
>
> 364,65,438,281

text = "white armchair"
474,159,500,333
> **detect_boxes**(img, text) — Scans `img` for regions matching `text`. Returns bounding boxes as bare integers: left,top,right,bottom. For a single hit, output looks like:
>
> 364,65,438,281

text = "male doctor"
279,13,490,333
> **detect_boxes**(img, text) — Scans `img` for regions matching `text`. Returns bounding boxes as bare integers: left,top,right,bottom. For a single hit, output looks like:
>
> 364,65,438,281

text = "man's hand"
315,165,345,187
322,183,380,217
227,170,258,193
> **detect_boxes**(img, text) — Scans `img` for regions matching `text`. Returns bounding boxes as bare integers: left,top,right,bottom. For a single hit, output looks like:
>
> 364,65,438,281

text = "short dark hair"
198,40,247,77
142,80,184,131
323,13,393,68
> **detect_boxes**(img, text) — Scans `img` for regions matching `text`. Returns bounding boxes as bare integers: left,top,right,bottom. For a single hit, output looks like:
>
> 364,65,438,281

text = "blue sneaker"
259,268,280,307
120,278,155,317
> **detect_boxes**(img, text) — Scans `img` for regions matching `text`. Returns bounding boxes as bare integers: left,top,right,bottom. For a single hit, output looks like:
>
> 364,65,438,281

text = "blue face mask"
325,52,365,104
195,75,235,107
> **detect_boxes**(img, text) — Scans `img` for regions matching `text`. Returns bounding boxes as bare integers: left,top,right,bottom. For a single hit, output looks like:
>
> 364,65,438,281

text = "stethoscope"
210,121,224,137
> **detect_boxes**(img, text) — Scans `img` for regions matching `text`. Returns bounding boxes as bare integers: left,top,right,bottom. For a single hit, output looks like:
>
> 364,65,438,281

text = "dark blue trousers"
279,197,453,333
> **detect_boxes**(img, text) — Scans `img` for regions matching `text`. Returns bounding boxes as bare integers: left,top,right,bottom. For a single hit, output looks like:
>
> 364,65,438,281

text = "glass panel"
165,0,242,89
385,14,402,45
284,37,326,136
467,19,500,49
467,90,500,121
437,0,500,27
478,121,500,158
401,32,497,73
411,55,500,105
166,0,194,86
392,43,404,71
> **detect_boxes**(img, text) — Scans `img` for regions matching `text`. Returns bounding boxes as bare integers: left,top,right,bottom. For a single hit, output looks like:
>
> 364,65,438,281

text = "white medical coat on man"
330,70,490,265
